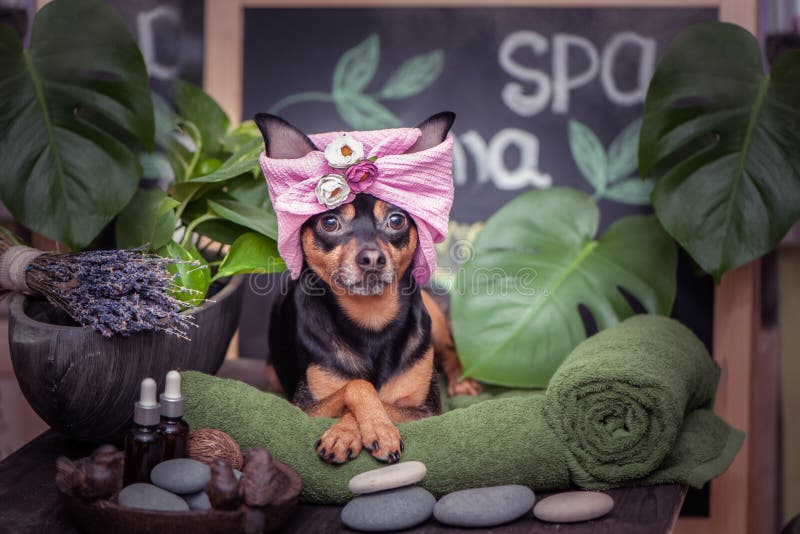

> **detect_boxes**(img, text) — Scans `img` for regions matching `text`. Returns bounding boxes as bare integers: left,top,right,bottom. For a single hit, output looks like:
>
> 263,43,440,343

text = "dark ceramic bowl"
59,459,302,534
7,276,244,443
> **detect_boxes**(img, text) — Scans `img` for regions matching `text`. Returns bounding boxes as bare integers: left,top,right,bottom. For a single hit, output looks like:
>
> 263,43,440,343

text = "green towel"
182,315,743,504
544,315,727,487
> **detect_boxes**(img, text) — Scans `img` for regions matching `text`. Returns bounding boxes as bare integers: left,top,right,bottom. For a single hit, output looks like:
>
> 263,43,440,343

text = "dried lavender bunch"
28,249,200,337
0,234,201,338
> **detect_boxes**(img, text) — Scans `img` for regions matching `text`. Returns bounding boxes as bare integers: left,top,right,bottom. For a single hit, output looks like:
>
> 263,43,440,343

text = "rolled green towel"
544,315,721,487
182,315,743,504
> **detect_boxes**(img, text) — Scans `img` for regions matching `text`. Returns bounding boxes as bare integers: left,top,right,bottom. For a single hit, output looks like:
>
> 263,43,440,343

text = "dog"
255,112,479,465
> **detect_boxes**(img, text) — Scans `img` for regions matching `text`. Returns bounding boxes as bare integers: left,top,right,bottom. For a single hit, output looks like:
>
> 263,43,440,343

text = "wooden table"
0,429,686,533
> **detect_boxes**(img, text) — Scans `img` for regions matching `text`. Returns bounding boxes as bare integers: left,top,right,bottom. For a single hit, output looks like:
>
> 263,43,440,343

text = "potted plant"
448,21,800,388
0,0,283,442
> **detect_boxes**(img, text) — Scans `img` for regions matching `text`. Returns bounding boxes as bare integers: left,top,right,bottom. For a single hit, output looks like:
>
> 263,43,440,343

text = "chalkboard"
239,5,716,351
107,0,204,94
242,7,714,222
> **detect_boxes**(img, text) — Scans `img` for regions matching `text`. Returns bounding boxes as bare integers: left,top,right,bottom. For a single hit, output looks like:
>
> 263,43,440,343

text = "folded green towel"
544,315,722,487
182,315,743,504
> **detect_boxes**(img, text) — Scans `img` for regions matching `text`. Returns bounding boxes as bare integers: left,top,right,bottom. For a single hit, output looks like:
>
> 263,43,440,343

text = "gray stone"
533,491,614,523
341,486,435,531
118,483,190,512
348,461,427,495
182,490,212,510
433,485,535,527
150,458,211,494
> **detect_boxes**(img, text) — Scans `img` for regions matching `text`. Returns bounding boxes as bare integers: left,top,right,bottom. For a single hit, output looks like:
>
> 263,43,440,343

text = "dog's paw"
358,415,403,464
315,418,363,465
448,376,482,397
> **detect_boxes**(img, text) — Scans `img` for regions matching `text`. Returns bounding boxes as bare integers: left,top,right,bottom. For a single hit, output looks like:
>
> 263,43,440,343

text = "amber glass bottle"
123,378,162,486
158,370,190,460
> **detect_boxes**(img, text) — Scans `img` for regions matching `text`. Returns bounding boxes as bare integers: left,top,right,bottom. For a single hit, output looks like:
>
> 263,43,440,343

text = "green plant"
451,188,676,387
0,0,283,306
451,21,800,388
269,34,444,130
0,0,154,251
115,81,285,303
639,22,800,282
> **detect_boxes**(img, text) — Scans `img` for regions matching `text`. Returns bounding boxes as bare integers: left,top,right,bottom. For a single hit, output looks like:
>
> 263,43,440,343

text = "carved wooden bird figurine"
55,444,124,501
240,447,283,507
55,456,87,497
205,458,241,510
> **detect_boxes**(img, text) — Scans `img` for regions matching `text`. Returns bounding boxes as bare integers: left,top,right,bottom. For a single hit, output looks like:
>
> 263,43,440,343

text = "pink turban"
259,127,454,285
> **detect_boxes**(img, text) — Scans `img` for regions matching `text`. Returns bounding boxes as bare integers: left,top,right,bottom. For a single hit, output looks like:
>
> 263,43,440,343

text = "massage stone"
533,491,614,523
348,461,427,494
150,458,211,494
118,483,190,512
433,485,535,527
182,490,212,511
341,486,436,531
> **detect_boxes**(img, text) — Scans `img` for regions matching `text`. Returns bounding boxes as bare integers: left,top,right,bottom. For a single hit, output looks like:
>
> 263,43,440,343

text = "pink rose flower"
345,161,379,193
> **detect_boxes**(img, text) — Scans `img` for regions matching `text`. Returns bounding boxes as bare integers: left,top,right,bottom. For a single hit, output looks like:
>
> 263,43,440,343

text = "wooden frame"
204,2,765,533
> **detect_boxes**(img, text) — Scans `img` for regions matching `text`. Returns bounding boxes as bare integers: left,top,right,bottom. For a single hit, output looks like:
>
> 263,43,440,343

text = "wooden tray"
58,460,302,534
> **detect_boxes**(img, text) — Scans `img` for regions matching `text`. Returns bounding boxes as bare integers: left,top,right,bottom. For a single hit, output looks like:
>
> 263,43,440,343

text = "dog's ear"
405,111,455,154
254,113,317,159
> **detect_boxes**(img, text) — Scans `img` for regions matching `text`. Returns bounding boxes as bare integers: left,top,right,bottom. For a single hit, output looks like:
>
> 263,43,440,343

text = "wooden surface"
0,429,687,533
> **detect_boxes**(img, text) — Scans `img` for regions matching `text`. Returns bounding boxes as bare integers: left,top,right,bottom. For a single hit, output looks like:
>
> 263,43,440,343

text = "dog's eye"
320,215,340,232
387,213,407,231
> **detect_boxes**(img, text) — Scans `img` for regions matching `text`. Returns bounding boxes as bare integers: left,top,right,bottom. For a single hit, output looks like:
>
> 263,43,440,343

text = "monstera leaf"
0,0,154,250
451,188,676,388
639,22,800,282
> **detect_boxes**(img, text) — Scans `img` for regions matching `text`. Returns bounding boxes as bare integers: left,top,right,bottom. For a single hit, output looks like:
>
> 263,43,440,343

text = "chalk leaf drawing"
568,118,653,205
269,34,445,130
333,33,380,95
380,49,444,100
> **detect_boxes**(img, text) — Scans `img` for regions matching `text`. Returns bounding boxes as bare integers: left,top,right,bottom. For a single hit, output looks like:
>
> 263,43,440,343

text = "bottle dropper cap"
160,370,184,418
134,378,161,427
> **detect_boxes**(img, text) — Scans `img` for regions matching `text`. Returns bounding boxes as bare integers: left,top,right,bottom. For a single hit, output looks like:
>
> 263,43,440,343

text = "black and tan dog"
256,112,479,465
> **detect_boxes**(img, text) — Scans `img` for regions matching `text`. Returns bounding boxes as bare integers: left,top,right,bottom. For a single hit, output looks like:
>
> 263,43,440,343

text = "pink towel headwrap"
259,127,454,285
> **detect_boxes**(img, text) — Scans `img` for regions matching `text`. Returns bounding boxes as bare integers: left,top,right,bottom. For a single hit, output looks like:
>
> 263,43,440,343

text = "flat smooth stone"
118,483,190,512
182,490,211,510
151,458,211,494
341,486,435,532
533,491,614,523
348,461,427,494
434,485,535,527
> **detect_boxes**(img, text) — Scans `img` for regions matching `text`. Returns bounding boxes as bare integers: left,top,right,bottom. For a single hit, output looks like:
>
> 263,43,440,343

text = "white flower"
324,134,364,169
315,174,351,208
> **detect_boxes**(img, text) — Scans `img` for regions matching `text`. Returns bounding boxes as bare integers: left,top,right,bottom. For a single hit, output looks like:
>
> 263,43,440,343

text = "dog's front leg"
344,380,403,464
307,380,401,464
301,367,400,464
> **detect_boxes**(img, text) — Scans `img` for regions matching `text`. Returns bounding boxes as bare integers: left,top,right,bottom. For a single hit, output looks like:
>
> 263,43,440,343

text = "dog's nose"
356,247,386,270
